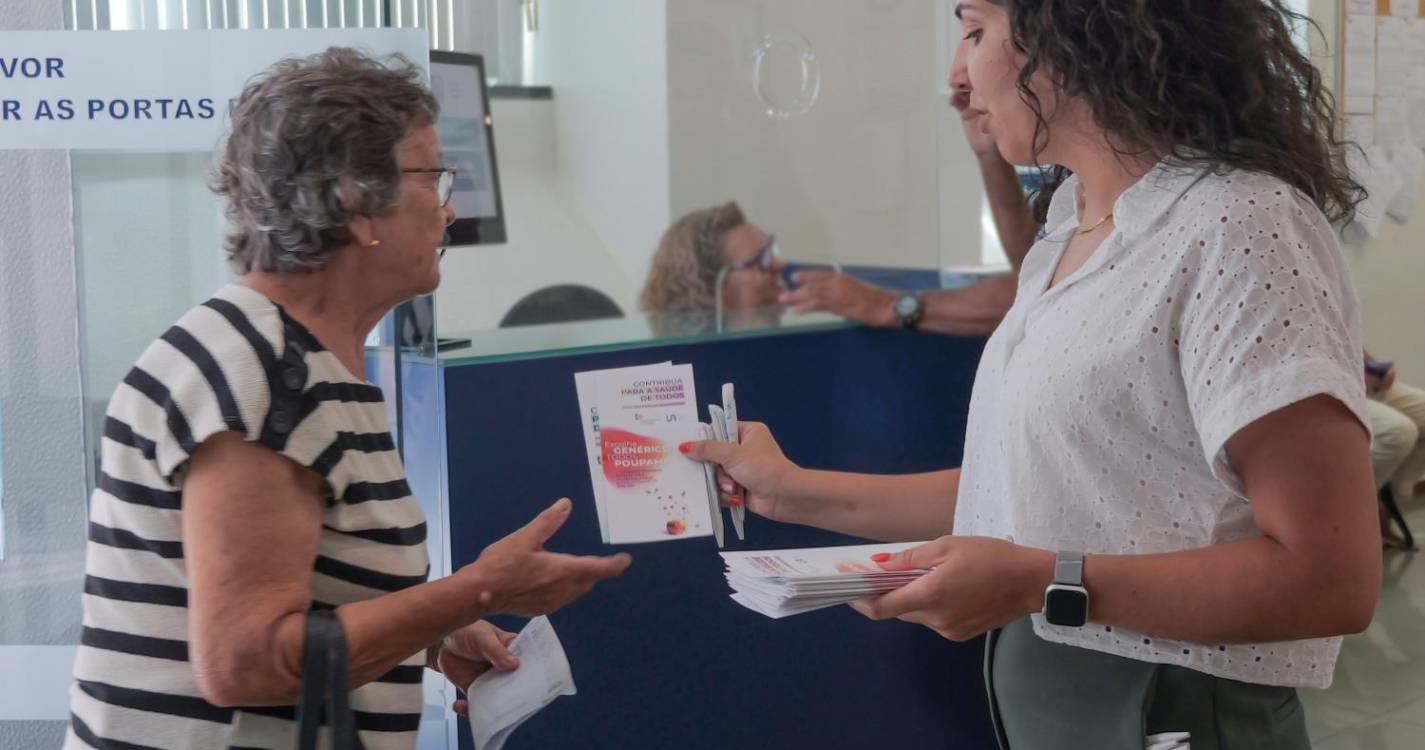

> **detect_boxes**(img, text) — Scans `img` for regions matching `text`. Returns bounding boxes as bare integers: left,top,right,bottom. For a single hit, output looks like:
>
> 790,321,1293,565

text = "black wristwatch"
1043,551,1090,627
893,293,925,330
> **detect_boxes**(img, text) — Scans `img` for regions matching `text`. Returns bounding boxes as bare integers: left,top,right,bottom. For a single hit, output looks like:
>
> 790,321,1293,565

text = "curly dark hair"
987,0,1364,226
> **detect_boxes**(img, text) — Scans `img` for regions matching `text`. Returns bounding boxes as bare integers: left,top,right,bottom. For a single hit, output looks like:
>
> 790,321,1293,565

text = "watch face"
894,294,919,317
1044,585,1089,627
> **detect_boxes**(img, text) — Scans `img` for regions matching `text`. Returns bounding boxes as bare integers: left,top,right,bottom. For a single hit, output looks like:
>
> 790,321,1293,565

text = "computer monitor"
429,50,506,246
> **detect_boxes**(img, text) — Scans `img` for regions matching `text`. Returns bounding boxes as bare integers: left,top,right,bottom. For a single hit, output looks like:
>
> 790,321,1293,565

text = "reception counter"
388,312,995,749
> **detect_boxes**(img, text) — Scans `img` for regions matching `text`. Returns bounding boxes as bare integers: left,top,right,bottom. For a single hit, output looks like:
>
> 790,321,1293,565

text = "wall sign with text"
0,29,428,151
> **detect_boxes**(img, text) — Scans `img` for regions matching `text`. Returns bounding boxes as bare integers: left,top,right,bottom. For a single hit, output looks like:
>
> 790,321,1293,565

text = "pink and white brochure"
577,362,713,544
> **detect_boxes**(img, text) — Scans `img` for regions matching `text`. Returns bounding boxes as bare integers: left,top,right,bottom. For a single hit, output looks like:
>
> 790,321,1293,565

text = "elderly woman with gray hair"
65,48,629,750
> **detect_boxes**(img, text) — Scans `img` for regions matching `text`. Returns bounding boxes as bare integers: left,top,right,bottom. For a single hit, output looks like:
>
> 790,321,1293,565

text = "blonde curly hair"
639,202,746,315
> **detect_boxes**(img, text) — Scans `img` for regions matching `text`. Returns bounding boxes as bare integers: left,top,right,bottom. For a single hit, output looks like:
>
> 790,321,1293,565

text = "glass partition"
433,0,990,349
66,0,993,379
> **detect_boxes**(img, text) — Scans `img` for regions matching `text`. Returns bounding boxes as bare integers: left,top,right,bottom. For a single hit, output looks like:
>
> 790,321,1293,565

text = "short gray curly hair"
212,47,439,274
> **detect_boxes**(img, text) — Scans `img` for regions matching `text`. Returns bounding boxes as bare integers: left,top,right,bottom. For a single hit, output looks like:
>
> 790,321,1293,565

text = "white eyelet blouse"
953,160,1369,689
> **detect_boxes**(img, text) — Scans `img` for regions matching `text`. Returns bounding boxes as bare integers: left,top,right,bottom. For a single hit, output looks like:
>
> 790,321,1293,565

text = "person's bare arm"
682,422,959,542
915,275,1017,337
859,396,1380,644
771,466,961,542
1081,395,1380,642
184,432,629,707
781,272,1016,337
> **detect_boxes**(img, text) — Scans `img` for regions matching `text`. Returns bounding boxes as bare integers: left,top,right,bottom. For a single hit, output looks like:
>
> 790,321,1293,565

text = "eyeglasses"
400,167,457,207
713,232,841,333
725,233,780,273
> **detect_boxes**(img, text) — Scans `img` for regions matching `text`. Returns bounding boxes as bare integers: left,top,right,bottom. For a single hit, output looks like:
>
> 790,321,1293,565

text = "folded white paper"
576,362,714,544
1145,731,1191,750
574,362,670,543
722,542,931,618
465,616,576,750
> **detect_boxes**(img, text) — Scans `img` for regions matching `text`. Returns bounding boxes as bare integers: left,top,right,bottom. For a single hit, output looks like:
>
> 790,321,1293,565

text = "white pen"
721,383,746,541
707,405,742,542
700,422,725,547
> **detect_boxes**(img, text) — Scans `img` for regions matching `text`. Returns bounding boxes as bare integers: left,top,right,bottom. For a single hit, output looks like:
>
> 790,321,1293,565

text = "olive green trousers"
985,617,1312,749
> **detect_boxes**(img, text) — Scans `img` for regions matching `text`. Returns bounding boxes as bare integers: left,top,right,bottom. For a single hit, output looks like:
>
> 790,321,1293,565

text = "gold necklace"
1076,211,1114,235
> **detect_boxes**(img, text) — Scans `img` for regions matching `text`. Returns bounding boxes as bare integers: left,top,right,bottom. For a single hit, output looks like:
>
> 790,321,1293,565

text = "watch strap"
1053,551,1084,587
895,293,924,329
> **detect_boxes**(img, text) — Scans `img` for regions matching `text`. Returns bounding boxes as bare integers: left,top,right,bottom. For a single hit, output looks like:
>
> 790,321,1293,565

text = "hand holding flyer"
575,363,714,544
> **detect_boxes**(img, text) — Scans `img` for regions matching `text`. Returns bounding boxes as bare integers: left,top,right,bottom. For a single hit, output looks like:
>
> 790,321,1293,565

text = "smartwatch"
1043,551,1090,627
893,293,925,330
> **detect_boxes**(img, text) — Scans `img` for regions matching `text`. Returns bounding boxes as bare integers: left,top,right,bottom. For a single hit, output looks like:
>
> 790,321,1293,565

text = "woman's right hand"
679,421,801,523
465,498,631,617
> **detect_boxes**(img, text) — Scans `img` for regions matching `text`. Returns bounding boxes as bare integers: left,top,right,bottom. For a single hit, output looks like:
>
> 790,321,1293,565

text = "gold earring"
369,239,381,247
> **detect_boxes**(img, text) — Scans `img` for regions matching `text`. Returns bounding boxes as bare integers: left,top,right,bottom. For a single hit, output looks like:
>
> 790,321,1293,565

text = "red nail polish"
871,553,891,563
678,442,691,454
729,496,744,507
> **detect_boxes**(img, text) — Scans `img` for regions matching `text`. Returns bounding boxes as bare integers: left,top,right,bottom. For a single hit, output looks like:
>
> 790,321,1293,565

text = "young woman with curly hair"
684,2,1375,747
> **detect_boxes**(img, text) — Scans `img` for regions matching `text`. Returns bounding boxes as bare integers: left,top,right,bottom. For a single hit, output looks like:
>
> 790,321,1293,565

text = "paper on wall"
1345,144,1404,239
1387,139,1425,222
1347,114,1377,147
1411,21,1425,147
1410,98,1425,149
1377,17,1413,99
1347,0,1378,13
1345,15,1378,114
1377,96,1412,146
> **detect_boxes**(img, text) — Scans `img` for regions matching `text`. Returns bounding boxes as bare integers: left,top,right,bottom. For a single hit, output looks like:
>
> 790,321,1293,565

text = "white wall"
1309,0,1425,379
0,3,88,748
535,0,672,286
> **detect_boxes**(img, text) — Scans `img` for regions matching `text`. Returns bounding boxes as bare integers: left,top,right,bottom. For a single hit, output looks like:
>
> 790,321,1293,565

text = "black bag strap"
296,609,358,750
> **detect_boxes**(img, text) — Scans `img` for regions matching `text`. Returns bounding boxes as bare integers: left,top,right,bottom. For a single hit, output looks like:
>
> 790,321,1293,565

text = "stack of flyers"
574,362,714,544
721,542,931,618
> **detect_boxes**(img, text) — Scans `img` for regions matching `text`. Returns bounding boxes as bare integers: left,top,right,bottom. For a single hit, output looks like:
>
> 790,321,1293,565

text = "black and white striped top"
66,284,430,750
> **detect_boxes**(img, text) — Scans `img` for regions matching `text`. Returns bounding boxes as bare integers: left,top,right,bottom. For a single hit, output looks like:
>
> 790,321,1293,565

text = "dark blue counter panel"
440,326,993,749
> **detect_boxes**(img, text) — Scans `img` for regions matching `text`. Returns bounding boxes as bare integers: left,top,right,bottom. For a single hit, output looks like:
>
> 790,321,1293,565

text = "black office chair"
1380,485,1416,551
498,284,623,328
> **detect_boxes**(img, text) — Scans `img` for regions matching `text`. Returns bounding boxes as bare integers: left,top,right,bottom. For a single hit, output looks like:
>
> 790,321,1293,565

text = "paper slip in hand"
1145,732,1191,750
721,542,931,619
579,362,714,544
465,616,576,750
